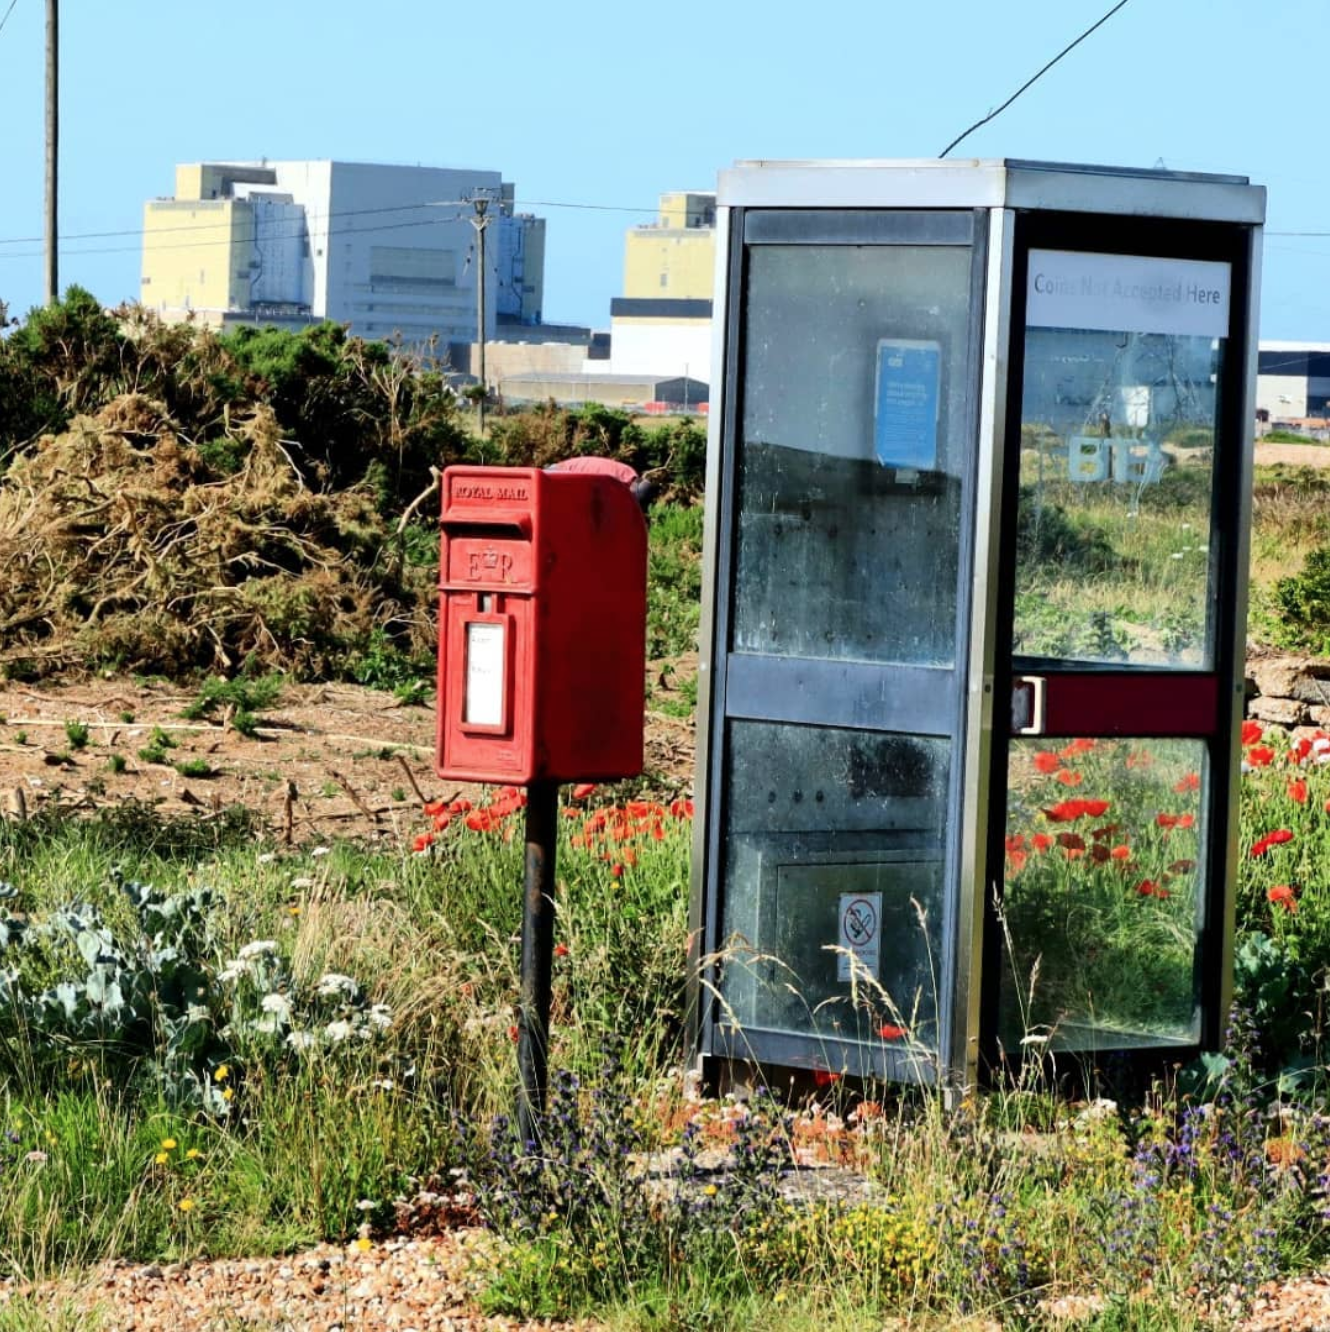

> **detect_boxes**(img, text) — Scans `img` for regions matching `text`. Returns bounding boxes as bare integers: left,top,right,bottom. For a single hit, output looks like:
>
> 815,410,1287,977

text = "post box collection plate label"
464,620,507,728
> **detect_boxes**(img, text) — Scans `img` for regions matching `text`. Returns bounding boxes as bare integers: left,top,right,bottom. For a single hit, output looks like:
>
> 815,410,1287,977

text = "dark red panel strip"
1026,673,1220,738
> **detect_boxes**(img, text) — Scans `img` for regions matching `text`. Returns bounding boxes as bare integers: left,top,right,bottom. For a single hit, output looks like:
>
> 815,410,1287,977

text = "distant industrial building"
1256,342,1330,422
500,371,708,411
140,161,545,347
604,191,715,383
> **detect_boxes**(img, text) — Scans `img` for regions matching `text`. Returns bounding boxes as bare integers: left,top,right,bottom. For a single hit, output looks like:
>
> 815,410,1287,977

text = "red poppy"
423,799,448,816
1061,738,1097,758
553,943,570,958
1250,829,1295,858
1089,823,1121,842
432,812,452,832
1174,772,1201,794
411,832,435,853
1033,751,1061,774
1007,850,1028,874
879,1023,908,1040
1176,814,1195,830
1005,834,1027,853
1289,779,1309,804
1032,833,1054,853
1057,833,1086,851
1044,797,1109,822
1247,746,1275,768
670,798,695,820
571,783,597,800
1293,737,1313,763
1136,879,1170,898
1241,720,1264,747
813,1070,842,1086
508,1025,520,1043
1056,769,1084,787
449,798,472,813
1157,813,1183,829
1268,885,1298,914
1110,845,1131,860
610,863,625,878
1090,845,1111,864
1125,749,1154,769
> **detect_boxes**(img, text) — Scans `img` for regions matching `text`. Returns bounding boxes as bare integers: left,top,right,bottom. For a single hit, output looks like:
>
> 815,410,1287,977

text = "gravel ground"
0,1232,579,1331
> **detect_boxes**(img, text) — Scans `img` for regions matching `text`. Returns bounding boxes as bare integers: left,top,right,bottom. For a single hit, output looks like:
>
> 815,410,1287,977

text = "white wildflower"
285,1030,316,1051
257,853,276,865
316,974,359,999
237,940,278,961
311,846,331,858
290,877,315,890
219,960,248,983
185,1004,210,1025
325,1019,353,1044
260,992,292,1022
367,1004,392,1030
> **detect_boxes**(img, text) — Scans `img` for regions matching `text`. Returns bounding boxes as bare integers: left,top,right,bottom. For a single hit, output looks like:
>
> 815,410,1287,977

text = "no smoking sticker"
837,892,881,982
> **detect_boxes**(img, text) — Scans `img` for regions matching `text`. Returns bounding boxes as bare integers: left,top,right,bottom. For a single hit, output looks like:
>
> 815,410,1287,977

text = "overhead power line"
939,0,1133,158
0,194,659,251
0,0,20,36
0,211,472,262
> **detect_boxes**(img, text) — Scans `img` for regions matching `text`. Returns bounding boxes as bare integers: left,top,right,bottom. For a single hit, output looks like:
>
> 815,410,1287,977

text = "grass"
1,756,1330,1327
7,482,1330,1326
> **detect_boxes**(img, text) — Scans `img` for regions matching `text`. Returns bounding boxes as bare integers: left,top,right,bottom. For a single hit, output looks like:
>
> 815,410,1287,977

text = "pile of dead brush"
0,395,434,680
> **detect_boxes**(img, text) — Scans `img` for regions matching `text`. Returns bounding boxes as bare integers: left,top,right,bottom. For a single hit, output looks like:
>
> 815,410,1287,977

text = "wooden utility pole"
470,192,492,436
44,0,58,305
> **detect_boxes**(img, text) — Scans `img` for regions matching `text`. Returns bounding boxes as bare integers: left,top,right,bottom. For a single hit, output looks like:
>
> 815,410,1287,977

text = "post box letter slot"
462,615,511,732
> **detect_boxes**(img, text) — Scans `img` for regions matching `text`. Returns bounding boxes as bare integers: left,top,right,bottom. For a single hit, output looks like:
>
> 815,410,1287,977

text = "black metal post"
516,778,559,1148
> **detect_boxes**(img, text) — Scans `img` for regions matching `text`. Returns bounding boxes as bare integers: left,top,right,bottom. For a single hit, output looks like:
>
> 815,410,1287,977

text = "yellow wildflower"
161,1138,177,1151
186,1148,202,1161
221,1087,234,1102
214,1066,230,1083
178,1198,195,1212
154,1152,169,1166
354,1237,371,1252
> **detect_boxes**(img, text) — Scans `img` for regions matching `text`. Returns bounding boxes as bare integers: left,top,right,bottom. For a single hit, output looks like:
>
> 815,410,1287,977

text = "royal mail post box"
436,465,647,784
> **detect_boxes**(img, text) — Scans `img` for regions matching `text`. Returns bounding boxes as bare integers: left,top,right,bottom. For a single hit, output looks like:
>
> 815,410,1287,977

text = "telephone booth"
689,159,1265,1089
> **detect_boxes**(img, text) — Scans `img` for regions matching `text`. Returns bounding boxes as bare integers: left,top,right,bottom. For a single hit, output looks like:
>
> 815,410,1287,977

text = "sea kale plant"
0,872,389,1114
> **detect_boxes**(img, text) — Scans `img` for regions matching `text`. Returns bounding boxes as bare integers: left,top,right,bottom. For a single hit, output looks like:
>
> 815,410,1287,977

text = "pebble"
0,1230,576,1331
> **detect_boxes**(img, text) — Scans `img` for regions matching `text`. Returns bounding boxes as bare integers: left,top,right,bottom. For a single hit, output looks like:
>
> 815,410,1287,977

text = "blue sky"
0,0,1324,338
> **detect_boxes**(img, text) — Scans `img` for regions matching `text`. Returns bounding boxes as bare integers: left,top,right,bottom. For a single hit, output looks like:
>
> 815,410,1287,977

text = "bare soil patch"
0,674,697,845
1255,441,1330,469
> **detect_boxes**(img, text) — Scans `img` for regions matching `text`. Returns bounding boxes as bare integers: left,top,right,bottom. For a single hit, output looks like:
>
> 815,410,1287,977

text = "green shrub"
1274,544,1330,648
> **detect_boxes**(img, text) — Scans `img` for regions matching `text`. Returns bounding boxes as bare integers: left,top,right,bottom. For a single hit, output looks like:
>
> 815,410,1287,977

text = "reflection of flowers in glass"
1241,720,1263,747
1246,746,1275,768
1033,751,1061,774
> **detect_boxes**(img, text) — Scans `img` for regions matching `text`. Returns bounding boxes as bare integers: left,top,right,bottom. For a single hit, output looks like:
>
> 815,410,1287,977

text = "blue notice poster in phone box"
874,338,941,470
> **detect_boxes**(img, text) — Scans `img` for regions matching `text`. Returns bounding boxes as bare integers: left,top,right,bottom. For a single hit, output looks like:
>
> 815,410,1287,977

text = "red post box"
435,465,647,784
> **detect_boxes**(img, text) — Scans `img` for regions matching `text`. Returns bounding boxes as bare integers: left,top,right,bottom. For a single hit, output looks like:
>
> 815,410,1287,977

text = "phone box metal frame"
689,159,1265,1091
